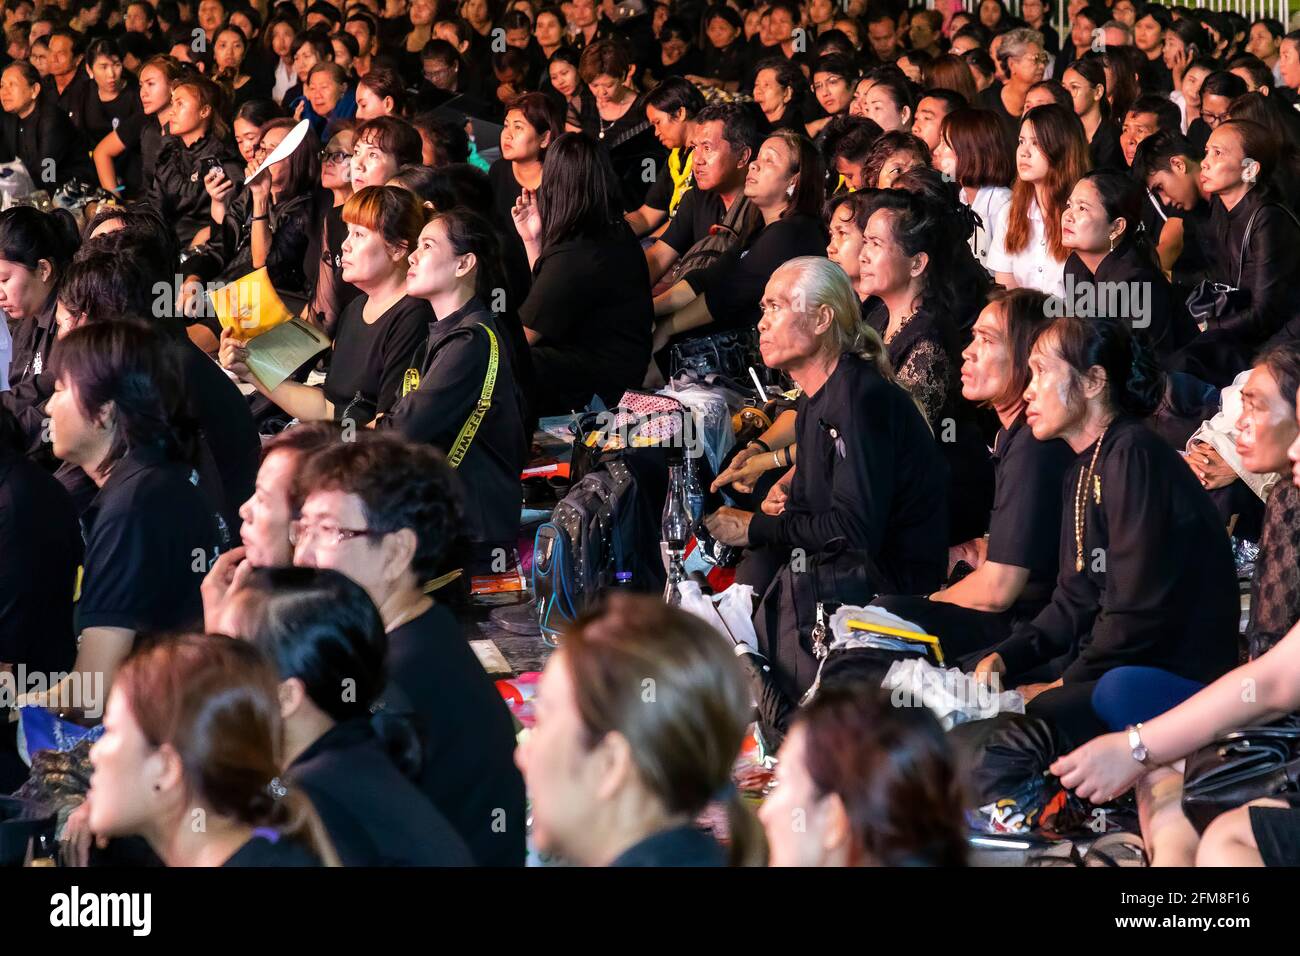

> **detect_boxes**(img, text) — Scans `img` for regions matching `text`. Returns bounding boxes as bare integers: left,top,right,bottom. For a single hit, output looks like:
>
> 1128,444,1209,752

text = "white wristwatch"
1127,723,1150,766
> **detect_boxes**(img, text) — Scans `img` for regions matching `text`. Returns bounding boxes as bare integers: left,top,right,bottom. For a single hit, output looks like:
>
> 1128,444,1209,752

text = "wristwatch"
1126,724,1151,766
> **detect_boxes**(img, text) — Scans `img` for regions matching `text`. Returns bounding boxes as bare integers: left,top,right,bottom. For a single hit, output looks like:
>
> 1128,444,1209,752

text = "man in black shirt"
645,101,762,288
47,28,92,129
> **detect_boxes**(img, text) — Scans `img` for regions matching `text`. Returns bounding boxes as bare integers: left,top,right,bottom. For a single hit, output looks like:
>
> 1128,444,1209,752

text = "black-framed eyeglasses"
1202,110,1229,127
289,519,384,547
321,149,350,164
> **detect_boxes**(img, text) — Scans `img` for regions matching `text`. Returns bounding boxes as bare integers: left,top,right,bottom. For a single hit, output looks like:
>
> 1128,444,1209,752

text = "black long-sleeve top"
0,98,94,187
993,416,1239,686
185,187,318,301
382,297,529,548
1207,185,1300,346
1062,244,1198,366
1,295,58,455
287,718,473,867
748,353,949,596
145,130,243,247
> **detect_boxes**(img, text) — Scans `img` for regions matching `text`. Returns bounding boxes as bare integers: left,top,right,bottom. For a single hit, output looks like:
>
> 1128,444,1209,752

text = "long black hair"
235,565,424,779
537,131,625,250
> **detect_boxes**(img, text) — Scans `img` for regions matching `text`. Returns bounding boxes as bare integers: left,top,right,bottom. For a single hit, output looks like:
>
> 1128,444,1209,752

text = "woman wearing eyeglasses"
310,122,360,334
977,28,1048,130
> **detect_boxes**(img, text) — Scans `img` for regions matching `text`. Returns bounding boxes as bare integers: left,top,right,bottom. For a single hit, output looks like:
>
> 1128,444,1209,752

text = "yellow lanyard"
669,148,694,215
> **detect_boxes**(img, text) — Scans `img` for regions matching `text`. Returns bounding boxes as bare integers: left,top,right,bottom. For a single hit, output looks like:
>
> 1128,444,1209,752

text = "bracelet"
749,438,770,453
771,452,780,470
251,214,269,222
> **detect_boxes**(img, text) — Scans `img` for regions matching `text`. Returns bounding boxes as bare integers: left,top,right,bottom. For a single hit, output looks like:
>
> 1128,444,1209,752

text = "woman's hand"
974,652,1006,682
59,800,107,867
704,506,754,547
218,326,254,382
711,444,772,494
511,187,543,245
1018,677,1061,704
248,167,271,207
204,166,234,223
760,478,789,516
1050,731,1147,804
1168,45,1190,86
200,545,250,631
177,274,206,319
651,317,674,355
1185,440,1236,490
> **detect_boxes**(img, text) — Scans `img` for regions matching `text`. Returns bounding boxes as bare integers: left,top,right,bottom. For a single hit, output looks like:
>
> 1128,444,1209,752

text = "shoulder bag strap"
1235,202,1300,287
446,323,499,469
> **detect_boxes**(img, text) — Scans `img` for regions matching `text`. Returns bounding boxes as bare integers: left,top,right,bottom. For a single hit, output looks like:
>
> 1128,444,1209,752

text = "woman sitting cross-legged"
872,289,1076,664
973,314,1240,752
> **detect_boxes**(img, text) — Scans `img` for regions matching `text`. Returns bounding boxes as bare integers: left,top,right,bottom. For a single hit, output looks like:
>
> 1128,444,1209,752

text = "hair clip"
266,777,287,801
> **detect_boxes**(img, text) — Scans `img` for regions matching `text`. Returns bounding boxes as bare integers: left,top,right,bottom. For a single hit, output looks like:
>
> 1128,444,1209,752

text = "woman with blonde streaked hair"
706,256,950,745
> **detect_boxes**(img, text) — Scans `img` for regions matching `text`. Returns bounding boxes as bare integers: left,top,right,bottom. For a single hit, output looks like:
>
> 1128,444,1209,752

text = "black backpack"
533,457,665,645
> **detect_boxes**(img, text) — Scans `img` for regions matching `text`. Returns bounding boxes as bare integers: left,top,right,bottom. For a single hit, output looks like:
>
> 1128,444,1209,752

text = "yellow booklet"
208,267,329,391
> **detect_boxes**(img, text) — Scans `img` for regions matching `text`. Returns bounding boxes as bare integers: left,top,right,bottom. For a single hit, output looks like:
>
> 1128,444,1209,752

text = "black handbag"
1180,720,1300,834
1186,203,1300,327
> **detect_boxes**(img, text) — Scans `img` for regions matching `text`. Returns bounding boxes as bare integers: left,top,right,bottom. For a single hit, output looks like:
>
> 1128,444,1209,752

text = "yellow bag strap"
447,323,499,469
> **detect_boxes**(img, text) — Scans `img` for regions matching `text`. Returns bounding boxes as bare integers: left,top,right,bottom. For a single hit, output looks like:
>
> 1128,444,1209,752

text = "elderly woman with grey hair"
705,257,949,733
981,27,1049,123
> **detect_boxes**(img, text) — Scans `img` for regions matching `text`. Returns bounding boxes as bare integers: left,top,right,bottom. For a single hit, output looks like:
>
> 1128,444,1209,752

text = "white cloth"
965,185,1012,275
272,59,295,105
985,195,1067,297
1170,89,1189,134
1187,369,1279,503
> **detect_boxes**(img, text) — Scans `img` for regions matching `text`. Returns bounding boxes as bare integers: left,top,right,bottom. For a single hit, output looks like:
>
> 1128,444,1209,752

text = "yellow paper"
207,268,330,390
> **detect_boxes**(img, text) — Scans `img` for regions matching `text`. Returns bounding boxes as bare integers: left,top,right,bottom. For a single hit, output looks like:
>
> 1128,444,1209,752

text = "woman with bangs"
986,103,1090,298
932,107,1014,274
220,184,431,427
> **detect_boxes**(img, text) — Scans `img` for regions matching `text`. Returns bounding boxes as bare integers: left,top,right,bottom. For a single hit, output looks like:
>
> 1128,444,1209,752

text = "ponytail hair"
1078,170,1160,271
427,206,509,310
115,633,341,866
772,256,895,382
1036,314,1163,419
233,566,425,780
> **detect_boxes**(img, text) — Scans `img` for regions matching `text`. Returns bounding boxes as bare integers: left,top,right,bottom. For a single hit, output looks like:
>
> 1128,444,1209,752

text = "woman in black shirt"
231,567,473,867
488,91,561,301
874,291,1075,662
975,315,1239,750
653,130,828,353
385,208,530,557
1173,120,1300,387
576,39,666,211
513,131,653,414
79,633,336,867
212,23,263,113
145,73,243,249
291,437,527,866
92,53,179,198
1061,171,1196,366
221,184,429,427
1062,59,1124,171
0,60,94,187
692,5,749,92
751,57,808,134
77,38,143,190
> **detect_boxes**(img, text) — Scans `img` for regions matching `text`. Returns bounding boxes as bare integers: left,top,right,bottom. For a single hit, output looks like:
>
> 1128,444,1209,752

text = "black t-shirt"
113,110,166,194
0,453,81,673
221,832,320,867
658,186,726,255
609,825,727,866
289,718,473,867
76,447,220,635
1088,119,1124,172
378,604,527,867
520,226,654,415
984,414,1074,611
487,159,532,301
686,212,829,332
324,294,431,425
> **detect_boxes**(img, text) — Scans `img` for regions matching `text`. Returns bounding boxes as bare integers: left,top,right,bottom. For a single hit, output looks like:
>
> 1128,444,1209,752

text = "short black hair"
1200,69,1249,101
1130,129,1201,182
1136,3,1171,30
1126,93,1181,134
918,87,967,114
693,100,763,165
644,75,705,118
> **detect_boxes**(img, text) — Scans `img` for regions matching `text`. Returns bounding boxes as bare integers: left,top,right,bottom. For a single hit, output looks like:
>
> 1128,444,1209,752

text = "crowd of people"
3,0,1300,868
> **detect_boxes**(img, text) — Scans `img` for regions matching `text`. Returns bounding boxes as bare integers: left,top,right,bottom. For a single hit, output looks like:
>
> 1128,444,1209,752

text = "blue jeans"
1091,666,1206,731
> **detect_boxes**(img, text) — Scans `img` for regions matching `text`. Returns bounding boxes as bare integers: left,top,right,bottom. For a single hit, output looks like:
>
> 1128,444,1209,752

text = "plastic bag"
674,581,758,653
880,658,1024,731
660,381,736,475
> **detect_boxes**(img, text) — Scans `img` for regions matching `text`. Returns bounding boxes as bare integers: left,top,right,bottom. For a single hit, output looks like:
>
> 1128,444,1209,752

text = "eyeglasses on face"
288,519,384,547
321,149,350,164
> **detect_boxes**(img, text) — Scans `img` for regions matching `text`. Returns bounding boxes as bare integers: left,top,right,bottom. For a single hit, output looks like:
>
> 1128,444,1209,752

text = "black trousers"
870,593,1017,668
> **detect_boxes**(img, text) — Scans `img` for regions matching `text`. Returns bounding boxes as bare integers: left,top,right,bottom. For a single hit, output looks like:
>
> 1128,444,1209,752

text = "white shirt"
1170,89,1189,134
964,185,1012,275
986,195,1067,298
272,60,295,105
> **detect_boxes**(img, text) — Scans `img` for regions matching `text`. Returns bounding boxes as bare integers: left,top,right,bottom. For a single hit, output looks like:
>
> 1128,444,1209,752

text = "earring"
1108,233,1116,252
786,184,795,197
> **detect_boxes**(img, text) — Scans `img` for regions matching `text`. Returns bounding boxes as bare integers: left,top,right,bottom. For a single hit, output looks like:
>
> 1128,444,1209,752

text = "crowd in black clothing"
5,0,1300,871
